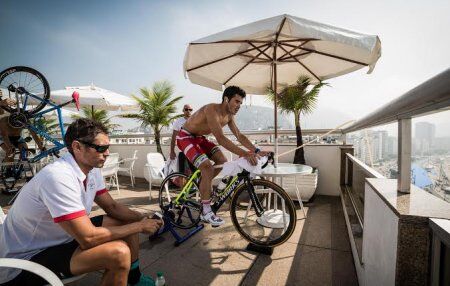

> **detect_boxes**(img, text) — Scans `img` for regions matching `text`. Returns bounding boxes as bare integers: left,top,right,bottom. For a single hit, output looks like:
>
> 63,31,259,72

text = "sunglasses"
79,140,110,153
184,108,193,111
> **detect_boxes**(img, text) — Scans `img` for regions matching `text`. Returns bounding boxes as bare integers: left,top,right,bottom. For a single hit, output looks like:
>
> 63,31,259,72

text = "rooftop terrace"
1,177,357,286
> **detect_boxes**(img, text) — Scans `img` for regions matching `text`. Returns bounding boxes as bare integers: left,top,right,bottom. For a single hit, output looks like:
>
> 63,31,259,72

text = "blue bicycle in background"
0,66,80,203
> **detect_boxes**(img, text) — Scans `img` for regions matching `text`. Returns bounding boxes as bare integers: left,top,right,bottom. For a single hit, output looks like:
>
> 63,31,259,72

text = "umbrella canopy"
50,84,138,111
184,14,381,95
184,14,381,161
43,108,79,119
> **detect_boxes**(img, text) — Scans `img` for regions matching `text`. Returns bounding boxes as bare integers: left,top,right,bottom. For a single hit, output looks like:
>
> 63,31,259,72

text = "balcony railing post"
397,118,412,193
340,147,354,186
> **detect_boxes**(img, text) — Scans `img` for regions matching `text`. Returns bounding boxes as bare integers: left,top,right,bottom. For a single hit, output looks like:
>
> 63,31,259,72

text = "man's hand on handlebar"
243,151,259,166
257,150,271,157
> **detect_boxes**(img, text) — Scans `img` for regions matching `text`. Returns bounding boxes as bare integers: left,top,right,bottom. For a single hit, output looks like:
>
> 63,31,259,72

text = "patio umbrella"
50,83,138,112
184,14,381,159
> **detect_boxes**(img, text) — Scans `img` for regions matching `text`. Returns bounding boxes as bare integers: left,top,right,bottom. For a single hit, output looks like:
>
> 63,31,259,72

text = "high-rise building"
415,122,435,154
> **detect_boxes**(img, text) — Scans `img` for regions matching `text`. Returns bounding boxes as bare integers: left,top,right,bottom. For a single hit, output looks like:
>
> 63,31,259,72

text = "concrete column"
397,118,412,193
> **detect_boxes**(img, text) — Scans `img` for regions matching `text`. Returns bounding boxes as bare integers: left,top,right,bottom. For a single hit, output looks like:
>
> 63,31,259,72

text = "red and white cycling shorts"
176,128,220,168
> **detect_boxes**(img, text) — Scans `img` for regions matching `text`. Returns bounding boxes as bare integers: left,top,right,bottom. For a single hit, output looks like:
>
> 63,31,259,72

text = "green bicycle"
158,153,297,247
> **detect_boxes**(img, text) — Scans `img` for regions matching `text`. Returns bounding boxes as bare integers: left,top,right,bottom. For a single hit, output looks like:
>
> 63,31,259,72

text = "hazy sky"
1,0,449,134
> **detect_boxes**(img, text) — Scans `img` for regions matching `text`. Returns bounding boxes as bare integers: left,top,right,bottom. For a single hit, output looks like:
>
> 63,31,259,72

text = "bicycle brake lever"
261,152,274,169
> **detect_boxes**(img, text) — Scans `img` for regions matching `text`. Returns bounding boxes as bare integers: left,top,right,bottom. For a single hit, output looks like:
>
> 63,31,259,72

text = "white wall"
110,143,343,196
362,182,398,286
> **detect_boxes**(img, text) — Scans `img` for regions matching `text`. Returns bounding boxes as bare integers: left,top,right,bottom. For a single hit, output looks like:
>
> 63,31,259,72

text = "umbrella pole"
273,47,279,167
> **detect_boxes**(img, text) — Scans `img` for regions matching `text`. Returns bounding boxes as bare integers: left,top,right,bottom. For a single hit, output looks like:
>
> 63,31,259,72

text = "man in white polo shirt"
0,118,163,286
169,104,193,174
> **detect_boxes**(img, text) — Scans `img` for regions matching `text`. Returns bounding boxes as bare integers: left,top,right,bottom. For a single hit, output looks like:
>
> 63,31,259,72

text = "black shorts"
1,215,104,286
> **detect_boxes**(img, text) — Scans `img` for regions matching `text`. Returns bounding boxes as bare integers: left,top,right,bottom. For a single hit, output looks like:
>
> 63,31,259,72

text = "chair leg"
115,173,120,195
295,186,307,218
148,177,152,201
130,170,134,187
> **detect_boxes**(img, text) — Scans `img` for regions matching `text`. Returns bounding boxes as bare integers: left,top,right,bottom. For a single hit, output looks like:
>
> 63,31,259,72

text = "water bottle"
155,272,166,286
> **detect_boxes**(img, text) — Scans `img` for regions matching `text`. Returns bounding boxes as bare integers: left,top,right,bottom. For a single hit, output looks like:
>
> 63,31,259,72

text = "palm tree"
268,75,328,164
121,81,183,157
71,107,119,131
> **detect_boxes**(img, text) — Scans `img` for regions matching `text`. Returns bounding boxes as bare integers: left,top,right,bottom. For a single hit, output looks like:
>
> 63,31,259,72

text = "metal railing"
339,147,384,265
338,68,450,269
342,68,450,193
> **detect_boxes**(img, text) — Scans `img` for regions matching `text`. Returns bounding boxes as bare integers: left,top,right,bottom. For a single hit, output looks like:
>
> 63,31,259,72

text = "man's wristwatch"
254,148,261,154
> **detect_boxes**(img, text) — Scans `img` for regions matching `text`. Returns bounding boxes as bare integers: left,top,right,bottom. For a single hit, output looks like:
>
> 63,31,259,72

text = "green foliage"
267,76,328,121
267,75,328,163
120,80,183,156
71,107,120,131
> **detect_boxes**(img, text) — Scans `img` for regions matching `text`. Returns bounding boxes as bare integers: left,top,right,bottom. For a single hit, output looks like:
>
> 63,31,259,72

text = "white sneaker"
200,211,225,227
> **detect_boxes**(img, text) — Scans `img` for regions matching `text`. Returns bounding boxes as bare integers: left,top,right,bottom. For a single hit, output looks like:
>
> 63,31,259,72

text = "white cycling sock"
202,200,212,214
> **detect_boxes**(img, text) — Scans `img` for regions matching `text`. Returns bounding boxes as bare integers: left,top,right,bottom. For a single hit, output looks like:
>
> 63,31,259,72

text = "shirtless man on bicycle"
177,86,268,226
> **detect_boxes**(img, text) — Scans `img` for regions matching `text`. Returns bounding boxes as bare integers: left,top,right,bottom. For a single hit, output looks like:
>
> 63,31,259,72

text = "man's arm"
58,215,162,250
170,130,178,160
95,192,145,223
228,118,256,152
205,106,248,157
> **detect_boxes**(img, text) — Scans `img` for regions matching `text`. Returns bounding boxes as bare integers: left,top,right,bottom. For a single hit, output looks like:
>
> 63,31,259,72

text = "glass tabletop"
261,163,313,176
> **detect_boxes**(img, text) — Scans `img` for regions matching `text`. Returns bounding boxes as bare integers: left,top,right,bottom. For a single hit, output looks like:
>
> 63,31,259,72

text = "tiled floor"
1,177,358,286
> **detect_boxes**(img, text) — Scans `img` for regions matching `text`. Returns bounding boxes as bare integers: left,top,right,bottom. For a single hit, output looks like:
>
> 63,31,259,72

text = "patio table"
257,163,313,226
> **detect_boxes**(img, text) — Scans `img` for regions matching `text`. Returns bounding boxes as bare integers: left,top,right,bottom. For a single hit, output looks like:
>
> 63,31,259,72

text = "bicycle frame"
172,170,265,216
10,89,77,163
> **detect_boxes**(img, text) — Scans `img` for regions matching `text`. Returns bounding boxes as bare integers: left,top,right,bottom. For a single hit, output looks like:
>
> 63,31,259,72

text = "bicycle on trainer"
158,152,297,247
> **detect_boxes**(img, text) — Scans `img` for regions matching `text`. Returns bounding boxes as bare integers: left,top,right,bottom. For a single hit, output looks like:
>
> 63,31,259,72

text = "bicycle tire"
159,172,202,229
0,66,50,115
230,179,297,247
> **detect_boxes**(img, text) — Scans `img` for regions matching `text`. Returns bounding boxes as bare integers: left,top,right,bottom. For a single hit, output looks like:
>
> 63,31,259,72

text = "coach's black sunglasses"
78,140,110,153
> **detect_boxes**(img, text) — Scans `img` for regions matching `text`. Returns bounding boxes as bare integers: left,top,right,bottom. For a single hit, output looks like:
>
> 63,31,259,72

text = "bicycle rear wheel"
0,66,50,115
159,172,202,229
230,179,296,247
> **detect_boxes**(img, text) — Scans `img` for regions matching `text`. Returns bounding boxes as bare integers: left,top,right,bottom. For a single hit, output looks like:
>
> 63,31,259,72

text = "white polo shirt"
172,117,187,132
0,152,107,283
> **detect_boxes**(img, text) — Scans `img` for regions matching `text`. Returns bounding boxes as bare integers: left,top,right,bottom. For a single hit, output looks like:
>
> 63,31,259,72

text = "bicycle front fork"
244,178,265,217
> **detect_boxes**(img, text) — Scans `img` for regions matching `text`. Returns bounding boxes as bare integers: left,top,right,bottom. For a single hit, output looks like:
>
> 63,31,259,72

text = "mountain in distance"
234,105,293,130
234,105,353,131
119,105,354,133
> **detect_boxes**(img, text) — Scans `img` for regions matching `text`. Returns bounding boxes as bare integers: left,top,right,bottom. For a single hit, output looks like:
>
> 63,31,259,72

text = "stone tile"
243,244,357,286
141,223,258,286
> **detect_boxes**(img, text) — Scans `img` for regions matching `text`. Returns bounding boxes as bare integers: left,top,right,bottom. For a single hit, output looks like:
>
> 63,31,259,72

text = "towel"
218,156,268,178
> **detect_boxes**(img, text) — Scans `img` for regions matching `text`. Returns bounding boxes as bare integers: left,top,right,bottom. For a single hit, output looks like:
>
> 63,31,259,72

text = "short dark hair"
222,86,246,102
64,118,109,153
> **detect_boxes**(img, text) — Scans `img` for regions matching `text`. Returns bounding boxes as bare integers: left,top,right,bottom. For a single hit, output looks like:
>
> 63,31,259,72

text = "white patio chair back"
118,150,138,187
101,153,120,194
144,152,166,200
281,168,318,203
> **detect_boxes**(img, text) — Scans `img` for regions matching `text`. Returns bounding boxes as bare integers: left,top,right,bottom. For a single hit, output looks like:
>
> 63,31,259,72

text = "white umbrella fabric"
184,14,381,159
50,84,138,111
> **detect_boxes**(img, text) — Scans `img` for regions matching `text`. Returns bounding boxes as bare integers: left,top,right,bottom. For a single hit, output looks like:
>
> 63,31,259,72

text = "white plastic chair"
279,168,319,218
118,150,138,187
101,153,120,194
144,153,165,200
0,208,85,285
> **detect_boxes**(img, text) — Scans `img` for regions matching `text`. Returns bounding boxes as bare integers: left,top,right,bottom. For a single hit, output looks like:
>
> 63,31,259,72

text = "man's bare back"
183,103,231,136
